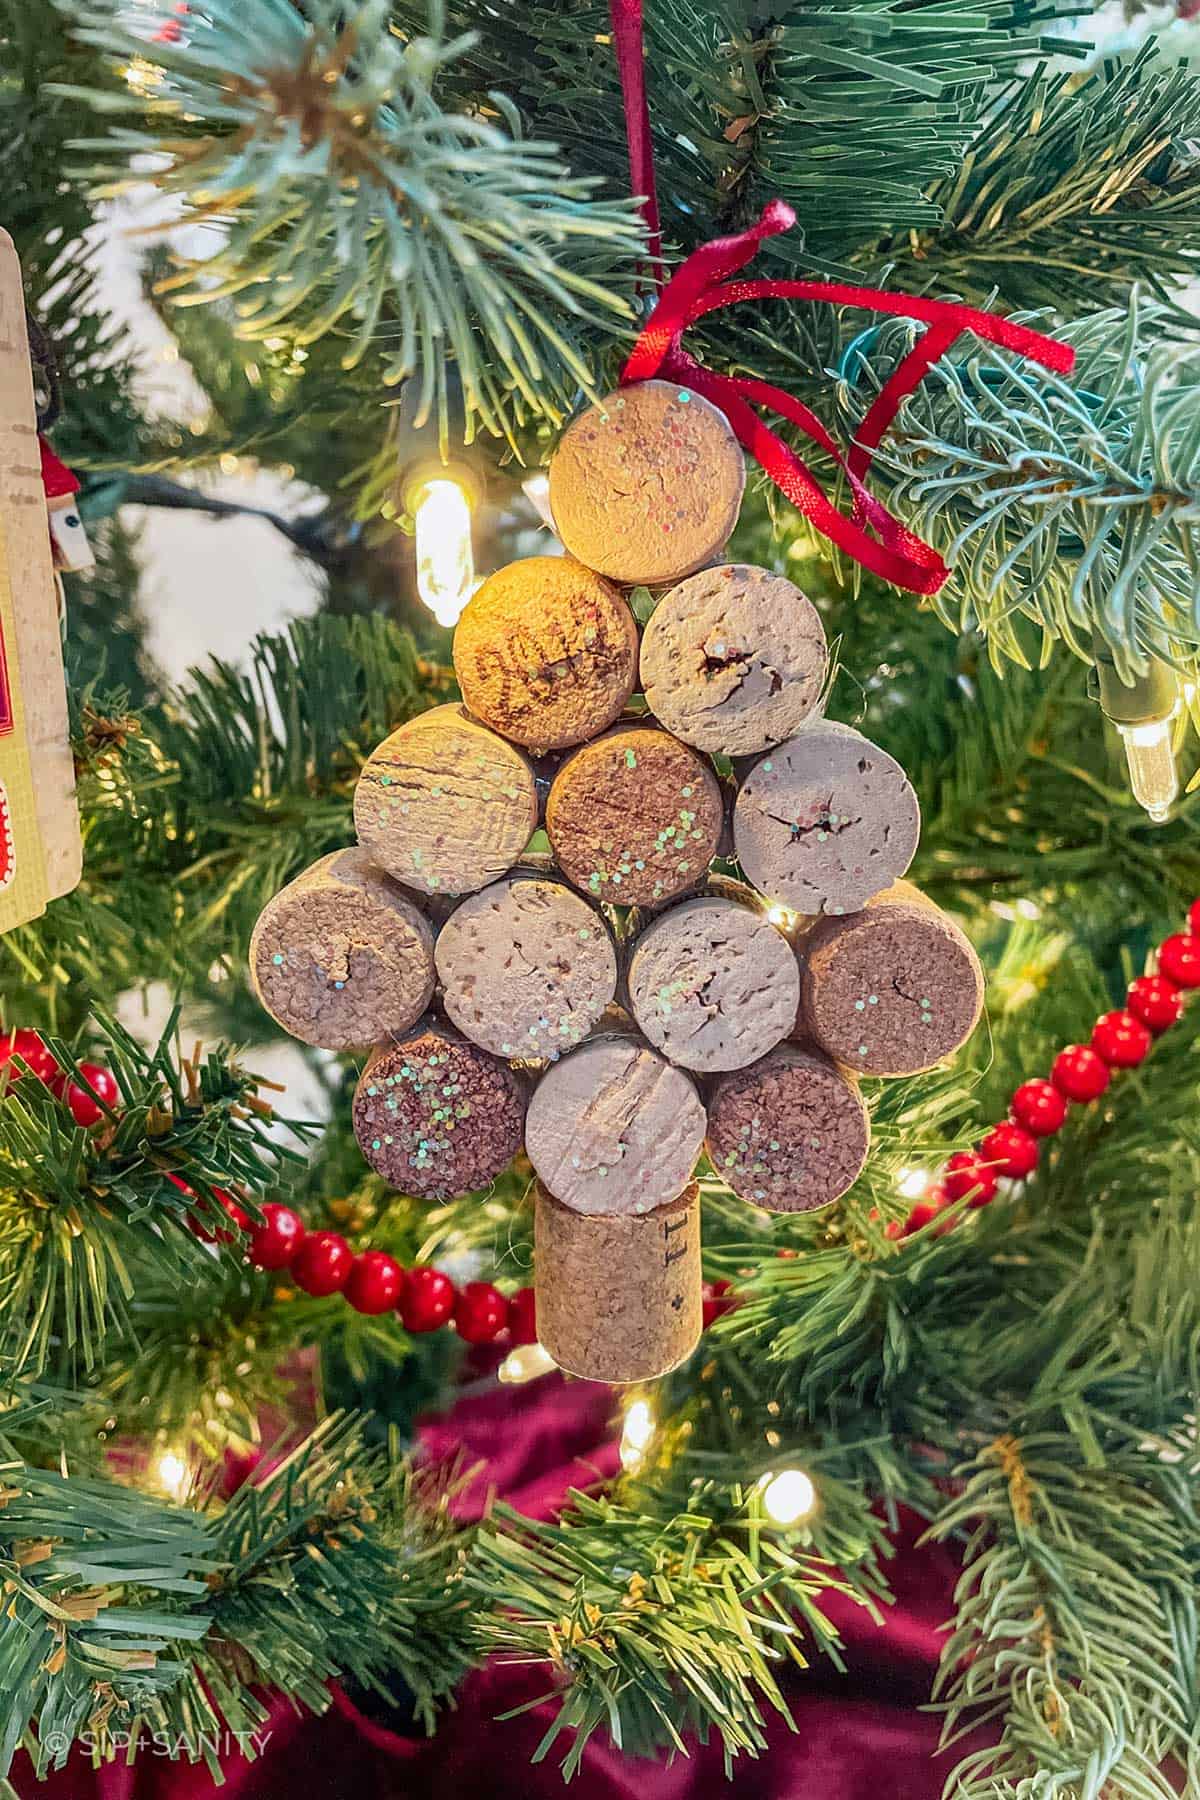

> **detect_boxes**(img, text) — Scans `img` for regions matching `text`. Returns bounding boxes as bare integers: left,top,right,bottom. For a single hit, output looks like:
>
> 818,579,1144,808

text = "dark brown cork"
640,563,828,756
546,726,724,908
524,1032,706,1216
535,1180,702,1383
733,720,919,916
627,894,799,1073
434,872,618,1060
453,557,639,751
352,1020,526,1200
705,1042,869,1213
797,879,984,1076
548,380,745,586
249,847,435,1051
353,703,538,896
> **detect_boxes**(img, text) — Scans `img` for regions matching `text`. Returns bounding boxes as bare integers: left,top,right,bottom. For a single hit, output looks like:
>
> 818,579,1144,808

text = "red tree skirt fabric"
22,1367,997,1799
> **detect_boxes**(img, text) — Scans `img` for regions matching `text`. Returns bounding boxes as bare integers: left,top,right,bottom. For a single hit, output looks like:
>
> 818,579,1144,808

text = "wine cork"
797,879,984,1075
249,848,435,1051
535,1181,702,1383
434,872,618,1060
524,1033,706,1216
706,1043,869,1213
627,895,799,1073
352,1021,526,1200
354,704,537,896
546,726,723,908
733,722,919,916
548,380,745,585
452,557,639,751
640,564,827,756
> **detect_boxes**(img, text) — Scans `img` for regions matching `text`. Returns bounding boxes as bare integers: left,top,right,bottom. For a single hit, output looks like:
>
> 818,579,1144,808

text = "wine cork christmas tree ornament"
546,725,724,907
733,721,920,916
534,1180,702,1383
249,848,435,1051
640,564,828,756
453,557,639,751
796,879,984,1076
628,894,799,1072
548,379,745,585
706,1043,870,1213
434,872,618,1060
352,1020,526,1201
354,704,537,896
524,1033,706,1216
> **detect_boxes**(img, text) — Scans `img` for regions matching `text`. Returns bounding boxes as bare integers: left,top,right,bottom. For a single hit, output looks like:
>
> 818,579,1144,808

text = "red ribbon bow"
610,0,1075,595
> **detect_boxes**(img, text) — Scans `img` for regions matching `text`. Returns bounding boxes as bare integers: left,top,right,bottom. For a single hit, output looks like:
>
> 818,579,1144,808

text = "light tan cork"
535,1180,702,1383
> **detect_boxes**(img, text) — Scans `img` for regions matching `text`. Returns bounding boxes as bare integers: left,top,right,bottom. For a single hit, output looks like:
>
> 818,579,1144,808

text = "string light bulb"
154,1448,191,1503
619,1396,657,1473
1092,642,1179,825
759,1467,816,1526
498,1341,557,1385
404,464,479,629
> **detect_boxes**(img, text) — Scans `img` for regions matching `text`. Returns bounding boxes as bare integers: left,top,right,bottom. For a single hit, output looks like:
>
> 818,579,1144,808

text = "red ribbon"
608,3,1075,595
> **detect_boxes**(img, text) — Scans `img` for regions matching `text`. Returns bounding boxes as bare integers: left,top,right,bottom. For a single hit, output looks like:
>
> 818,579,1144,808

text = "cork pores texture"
706,1043,869,1212
546,727,724,907
535,1182,701,1384
628,896,799,1072
435,874,618,1060
733,722,919,915
799,883,984,1075
548,380,746,585
453,557,639,750
525,1034,706,1215
249,847,434,1051
352,1023,526,1200
640,564,828,756
353,704,537,896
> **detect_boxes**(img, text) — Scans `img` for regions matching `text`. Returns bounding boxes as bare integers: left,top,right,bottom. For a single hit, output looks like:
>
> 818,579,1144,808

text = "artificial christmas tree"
3,1,1200,1796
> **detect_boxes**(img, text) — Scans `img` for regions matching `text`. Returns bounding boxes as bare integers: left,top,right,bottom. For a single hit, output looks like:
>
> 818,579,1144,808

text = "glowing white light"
521,472,554,529
897,1166,930,1201
414,478,476,628
498,1342,557,1385
767,904,798,931
1116,714,1178,825
155,1450,191,1502
619,1397,657,1473
760,1468,816,1526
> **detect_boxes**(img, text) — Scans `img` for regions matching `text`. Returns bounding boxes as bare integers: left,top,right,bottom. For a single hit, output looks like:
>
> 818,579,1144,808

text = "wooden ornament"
0,230,82,933
548,379,745,585
535,1179,702,1383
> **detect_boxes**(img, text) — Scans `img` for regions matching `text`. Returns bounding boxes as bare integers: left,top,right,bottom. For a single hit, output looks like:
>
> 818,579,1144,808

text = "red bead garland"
894,902,1197,1237
454,1281,509,1345
345,1250,405,1315
248,1203,306,1270
0,1029,61,1086
291,1230,353,1296
402,1266,456,1333
61,1061,120,1128
1090,1009,1151,1069
507,1286,538,1345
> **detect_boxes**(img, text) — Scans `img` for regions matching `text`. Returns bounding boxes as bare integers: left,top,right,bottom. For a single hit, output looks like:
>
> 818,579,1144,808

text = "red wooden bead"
344,1250,405,1315
191,1187,250,1243
62,1062,120,1128
291,1230,353,1296
943,1150,998,1208
1158,933,1200,990
1051,1044,1110,1104
1090,1009,1151,1069
701,1278,735,1330
400,1265,456,1333
248,1202,306,1270
1010,1078,1067,1138
507,1286,538,1345
903,1192,945,1235
0,1029,60,1086
454,1280,508,1345
1188,899,1200,938
1126,974,1184,1035
979,1120,1039,1181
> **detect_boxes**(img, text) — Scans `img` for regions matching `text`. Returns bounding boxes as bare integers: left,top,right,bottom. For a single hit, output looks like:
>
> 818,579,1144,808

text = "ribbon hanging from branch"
607,1,1075,596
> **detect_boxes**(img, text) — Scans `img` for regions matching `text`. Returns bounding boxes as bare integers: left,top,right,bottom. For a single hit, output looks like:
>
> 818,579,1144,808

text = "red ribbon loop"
607,0,1076,596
